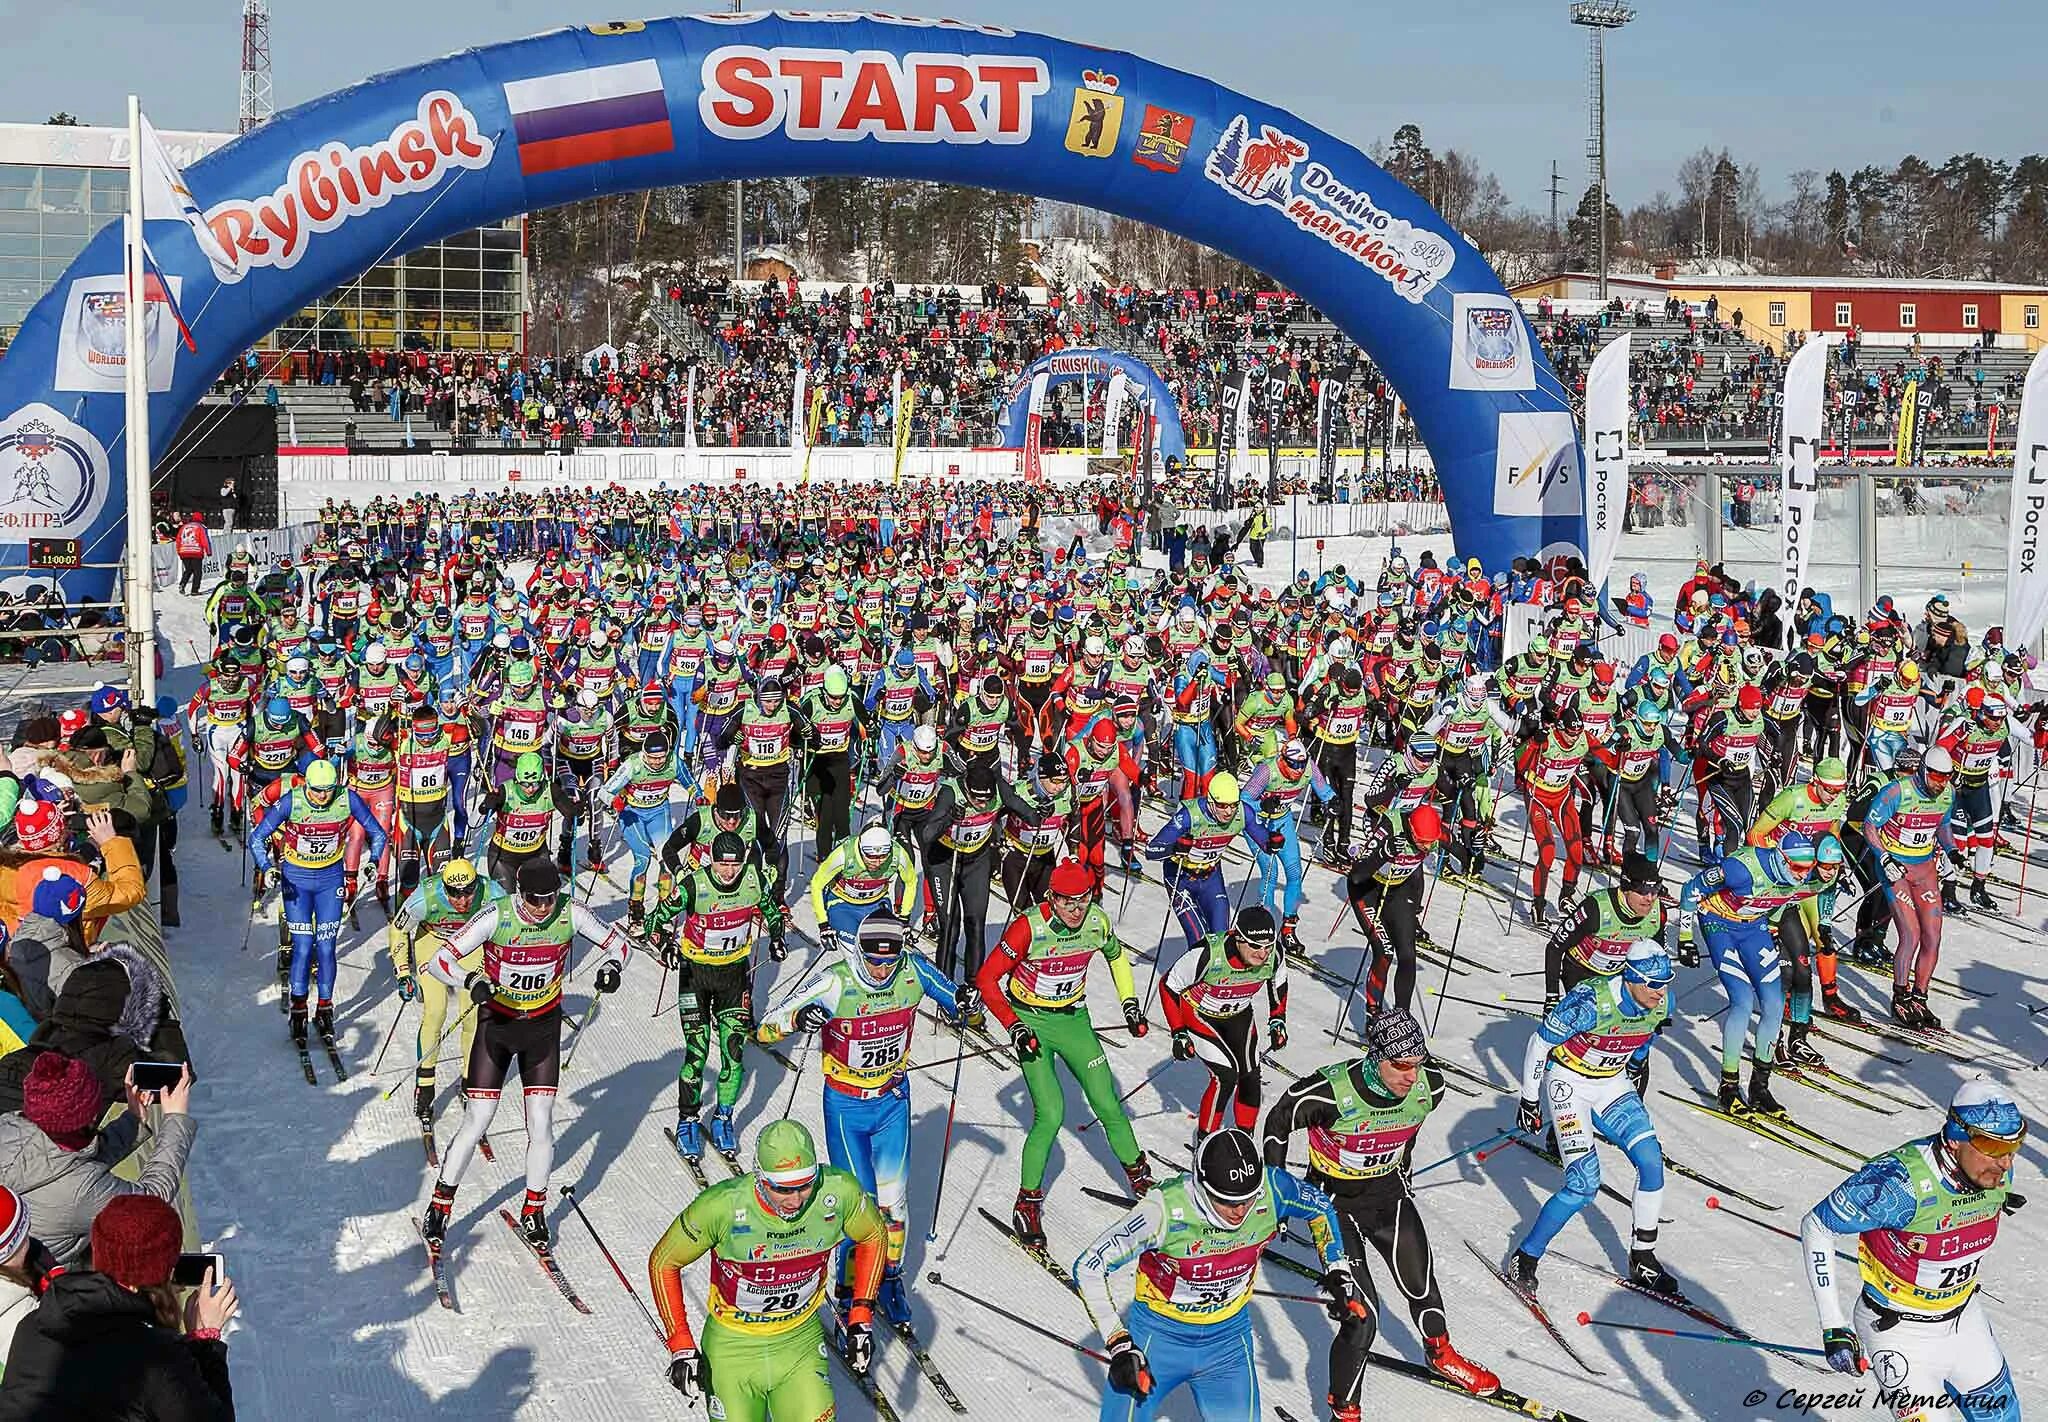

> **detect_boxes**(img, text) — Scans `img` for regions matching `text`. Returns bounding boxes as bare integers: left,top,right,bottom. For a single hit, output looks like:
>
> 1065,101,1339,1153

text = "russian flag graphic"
503,59,674,176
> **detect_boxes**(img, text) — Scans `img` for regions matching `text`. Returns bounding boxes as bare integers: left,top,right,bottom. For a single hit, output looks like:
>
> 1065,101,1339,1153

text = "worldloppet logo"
0,404,110,542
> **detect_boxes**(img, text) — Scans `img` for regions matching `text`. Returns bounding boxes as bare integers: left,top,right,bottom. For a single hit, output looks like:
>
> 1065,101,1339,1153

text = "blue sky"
6,1,2041,212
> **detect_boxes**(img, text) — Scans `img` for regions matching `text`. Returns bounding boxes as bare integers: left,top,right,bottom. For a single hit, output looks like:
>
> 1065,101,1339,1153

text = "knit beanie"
0,1186,28,1263
30,867,85,925
22,1051,102,1143
13,798,62,853
89,1195,181,1290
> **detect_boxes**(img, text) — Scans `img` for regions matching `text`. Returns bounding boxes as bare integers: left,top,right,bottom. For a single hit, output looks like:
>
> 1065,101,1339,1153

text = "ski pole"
923,1019,971,1242
1080,1055,1175,1134
561,994,604,1074
370,996,410,1077
382,1000,480,1098
1427,988,1541,1013
923,1270,1108,1363
1409,1127,1520,1179
1703,1196,1857,1267
1326,898,1388,1043
2019,777,2040,913
1575,1311,1845,1363
558,1185,669,1347
1427,850,1474,1036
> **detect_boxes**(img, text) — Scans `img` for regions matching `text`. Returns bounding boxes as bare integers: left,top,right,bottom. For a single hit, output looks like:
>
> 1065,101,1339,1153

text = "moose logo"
1206,115,1307,205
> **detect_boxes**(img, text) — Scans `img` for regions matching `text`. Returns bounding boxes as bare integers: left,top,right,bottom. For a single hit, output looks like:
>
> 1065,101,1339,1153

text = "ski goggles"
1958,1121,2027,1160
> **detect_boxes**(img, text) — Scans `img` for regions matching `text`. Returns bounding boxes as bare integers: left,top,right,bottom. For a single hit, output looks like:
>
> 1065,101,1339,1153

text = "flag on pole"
1101,370,1128,458
891,372,914,484
1023,370,1049,487
137,112,236,284
681,365,697,484
1582,334,1631,604
790,364,807,466
1776,339,1827,649
799,389,825,484
1894,380,1919,466
1314,379,1337,496
134,239,196,353
2000,349,2048,648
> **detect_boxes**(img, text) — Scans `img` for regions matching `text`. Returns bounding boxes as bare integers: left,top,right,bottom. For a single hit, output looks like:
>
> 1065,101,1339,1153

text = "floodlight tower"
1570,2,1633,301
239,0,273,134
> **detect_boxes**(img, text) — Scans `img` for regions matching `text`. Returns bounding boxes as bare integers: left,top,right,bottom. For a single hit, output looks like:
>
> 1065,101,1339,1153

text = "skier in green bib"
647,1117,889,1419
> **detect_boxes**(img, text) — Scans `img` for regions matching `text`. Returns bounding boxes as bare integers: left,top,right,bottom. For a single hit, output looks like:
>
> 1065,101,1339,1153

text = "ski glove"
1268,1015,1288,1051
1171,1028,1197,1061
464,971,494,1006
768,931,787,963
1106,1331,1153,1400
1882,857,1907,883
1122,999,1148,1038
397,974,418,1004
951,984,982,1022
843,1319,874,1378
795,1003,832,1034
1821,1326,1865,1376
667,1349,705,1399
1009,1022,1041,1060
595,962,621,994
1516,1097,1544,1135
1318,1267,1367,1323
342,871,359,901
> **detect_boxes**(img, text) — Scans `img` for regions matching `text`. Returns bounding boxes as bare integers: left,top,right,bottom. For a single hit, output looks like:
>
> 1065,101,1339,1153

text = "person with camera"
0,1052,195,1266
0,802,144,944
0,1193,238,1419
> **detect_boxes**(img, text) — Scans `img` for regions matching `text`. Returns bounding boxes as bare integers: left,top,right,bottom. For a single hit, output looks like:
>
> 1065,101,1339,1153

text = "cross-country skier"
1071,1127,1363,1422
1800,1078,2024,1421
1159,903,1288,1137
387,856,505,1135
1261,1008,1500,1415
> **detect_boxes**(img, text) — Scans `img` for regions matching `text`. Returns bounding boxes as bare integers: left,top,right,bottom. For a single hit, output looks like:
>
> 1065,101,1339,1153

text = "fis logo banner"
1493,411,1582,518
1449,293,1533,392
1204,115,1455,304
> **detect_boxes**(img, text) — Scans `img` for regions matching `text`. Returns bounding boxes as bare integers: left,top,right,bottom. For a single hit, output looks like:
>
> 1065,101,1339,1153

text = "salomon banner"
1315,379,1337,497
1213,360,1243,510
1264,370,1287,503
0,12,1581,602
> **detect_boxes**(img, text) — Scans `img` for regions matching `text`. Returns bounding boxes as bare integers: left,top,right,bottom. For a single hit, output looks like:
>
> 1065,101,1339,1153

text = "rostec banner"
2001,349,2048,648
1581,334,1630,604
0,12,1581,601
1777,339,1827,649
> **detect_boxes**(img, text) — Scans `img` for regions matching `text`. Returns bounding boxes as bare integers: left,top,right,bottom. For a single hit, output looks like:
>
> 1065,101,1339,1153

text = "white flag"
1023,370,1049,486
1776,338,1828,649
2001,348,2048,648
1101,370,1129,458
288,408,299,448
1233,372,1252,466
790,363,807,462
1582,335,1631,603
138,113,236,283
891,367,903,440
682,365,698,485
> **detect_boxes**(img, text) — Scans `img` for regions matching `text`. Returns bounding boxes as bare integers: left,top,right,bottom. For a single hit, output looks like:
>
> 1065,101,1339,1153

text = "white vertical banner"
681,365,698,484
890,367,903,443
790,363,807,463
1389,391,1404,467
1023,370,1049,486
2001,348,2048,648
1582,334,1631,601
1777,338,1828,649
1101,370,1129,457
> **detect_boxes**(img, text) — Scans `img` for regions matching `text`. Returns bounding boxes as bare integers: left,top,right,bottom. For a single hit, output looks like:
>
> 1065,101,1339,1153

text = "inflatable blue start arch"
0,10,1587,605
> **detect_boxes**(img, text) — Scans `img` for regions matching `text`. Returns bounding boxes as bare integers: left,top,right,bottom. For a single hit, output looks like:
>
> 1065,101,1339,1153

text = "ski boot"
1716,1068,1745,1114
1941,881,1964,914
421,1182,455,1246
1747,1064,1786,1117
274,946,291,994
628,898,646,932
1969,877,1997,911
210,802,225,837
1910,989,1942,1031
707,1105,739,1158
1506,1249,1541,1292
288,997,309,1048
1281,915,1301,952
877,1266,913,1331
1423,1335,1501,1396
1819,983,1864,1024
1327,1397,1363,1422
585,847,605,875
1011,1188,1047,1248
673,1113,705,1161
1121,1155,1156,1199
518,1189,549,1248
230,804,245,833
1781,1022,1826,1068
375,879,392,915
555,849,574,877
1527,897,1548,930
312,1001,336,1044
1628,1244,1679,1295
1891,986,1921,1028
413,1081,436,1126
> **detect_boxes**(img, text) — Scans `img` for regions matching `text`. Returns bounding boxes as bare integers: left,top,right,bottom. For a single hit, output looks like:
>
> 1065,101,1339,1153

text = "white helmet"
577,688,599,710
591,628,610,650
1175,607,1197,626
857,825,892,860
492,630,512,650
1922,745,1955,776
1984,661,2006,683
1329,637,1354,661
1082,635,1106,658
285,656,311,677
365,644,388,668
1462,674,1488,702
912,725,938,755
1123,635,1146,658
713,637,735,657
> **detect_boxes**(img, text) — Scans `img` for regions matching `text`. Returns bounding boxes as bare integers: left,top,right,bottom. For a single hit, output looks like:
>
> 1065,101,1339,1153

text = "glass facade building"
0,121,525,354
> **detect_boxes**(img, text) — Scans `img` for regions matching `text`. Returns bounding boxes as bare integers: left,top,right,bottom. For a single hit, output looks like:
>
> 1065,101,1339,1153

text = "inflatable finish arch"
0,10,1586,603
994,348,1187,463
